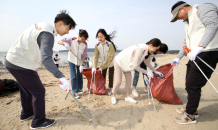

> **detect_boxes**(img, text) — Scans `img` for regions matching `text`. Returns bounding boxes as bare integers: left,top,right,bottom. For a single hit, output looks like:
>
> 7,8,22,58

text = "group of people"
3,1,218,129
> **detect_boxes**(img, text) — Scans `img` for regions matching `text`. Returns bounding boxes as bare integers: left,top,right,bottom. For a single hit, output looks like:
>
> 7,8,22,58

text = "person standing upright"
170,1,218,124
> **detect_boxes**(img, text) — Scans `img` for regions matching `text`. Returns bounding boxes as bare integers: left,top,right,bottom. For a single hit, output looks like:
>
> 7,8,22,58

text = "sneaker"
73,93,80,99
30,119,55,129
20,115,34,121
78,89,85,93
111,97,117,104
174,112,197,125
125,97,137,103
176,107,199,118
144,88,148,93
132,90,139,97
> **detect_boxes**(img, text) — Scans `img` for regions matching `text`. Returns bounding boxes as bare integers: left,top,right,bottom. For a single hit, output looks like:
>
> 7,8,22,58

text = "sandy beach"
0,54,218,130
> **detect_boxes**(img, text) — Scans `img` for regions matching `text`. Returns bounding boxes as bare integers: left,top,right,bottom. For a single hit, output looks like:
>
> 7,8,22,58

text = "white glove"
147,71,154,78
99,67,102,71
79,66,83,72
154,61,158,68
64,43,70,50
155,71,164,78
92,68,96,74
171,58,180,66
59,77,70,92
143,75,149,83
187,46,203,61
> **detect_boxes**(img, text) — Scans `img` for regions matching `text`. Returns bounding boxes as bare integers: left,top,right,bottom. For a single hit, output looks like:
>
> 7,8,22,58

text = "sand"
0,54,218,130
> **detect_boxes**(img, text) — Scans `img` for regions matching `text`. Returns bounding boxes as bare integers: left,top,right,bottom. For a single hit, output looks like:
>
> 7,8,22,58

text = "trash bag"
150,63,183,104
81,68,108,95
0,79,19,92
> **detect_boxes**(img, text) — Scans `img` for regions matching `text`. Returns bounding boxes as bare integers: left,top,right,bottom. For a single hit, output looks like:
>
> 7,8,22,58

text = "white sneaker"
111,97,117,104
125,97,137,103
144,88,148,93
132,90,139,97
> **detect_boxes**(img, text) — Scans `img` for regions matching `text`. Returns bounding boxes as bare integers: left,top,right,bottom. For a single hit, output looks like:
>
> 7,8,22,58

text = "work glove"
99,67,102,71
92,68,96,74
171,58,180,66
155,71,164,78
79,66,83,72
146,71,154,78
154,61,158,68
187,46,204,61
64,43,70,50
59,77,70,92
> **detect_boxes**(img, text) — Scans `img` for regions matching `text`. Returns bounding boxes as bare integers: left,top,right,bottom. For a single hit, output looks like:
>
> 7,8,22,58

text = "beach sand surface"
0,54,218,130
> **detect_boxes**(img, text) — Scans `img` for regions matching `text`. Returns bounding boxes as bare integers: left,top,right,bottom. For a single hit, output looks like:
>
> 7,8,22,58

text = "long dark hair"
96,29,117,52
145,38,161,59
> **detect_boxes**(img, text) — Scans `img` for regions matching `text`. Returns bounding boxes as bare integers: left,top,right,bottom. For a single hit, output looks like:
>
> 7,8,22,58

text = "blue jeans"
132,70,147,87
69,62,83,93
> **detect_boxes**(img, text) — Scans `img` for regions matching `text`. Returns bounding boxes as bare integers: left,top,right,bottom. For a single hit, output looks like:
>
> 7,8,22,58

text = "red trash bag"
81,68,108,95
150,63,183,104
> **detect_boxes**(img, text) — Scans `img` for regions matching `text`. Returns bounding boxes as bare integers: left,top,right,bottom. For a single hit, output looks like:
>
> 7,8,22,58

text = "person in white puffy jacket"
111,38,164,105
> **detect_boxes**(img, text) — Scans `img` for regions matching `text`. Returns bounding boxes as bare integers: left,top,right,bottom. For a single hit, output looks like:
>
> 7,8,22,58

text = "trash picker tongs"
183,46,218,94
69,49,88,68
59,81,93,121
143,75,156,110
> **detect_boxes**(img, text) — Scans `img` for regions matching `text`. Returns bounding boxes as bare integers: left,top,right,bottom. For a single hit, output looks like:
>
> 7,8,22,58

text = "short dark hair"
54,10,77,29
79,30,89,40
159,43,168,54
171,1,190,12
55,54,58,56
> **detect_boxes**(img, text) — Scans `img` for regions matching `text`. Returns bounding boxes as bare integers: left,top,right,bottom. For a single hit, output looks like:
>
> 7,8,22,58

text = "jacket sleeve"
39,32,65,78
197,3,218,48
143,58,157,73
93,45,100,68
59,37,72,46
100,45,115,69
81,44,88,60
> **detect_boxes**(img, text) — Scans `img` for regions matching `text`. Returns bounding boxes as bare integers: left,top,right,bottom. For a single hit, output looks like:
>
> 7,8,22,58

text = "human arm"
38,32,65,78
93,45,100,68
197,3,218,48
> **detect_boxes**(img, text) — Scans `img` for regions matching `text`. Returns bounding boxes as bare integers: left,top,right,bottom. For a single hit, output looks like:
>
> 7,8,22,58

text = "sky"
0,0,218,52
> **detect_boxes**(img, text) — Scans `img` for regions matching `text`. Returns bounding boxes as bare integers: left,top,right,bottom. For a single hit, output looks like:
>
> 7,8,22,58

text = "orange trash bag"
150,63,183,104
81,68,108,95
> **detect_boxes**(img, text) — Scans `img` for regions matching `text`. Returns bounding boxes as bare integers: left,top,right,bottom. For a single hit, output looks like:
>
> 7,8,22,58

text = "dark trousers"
102,66,114,88
185,51,218,115
6,67,46,127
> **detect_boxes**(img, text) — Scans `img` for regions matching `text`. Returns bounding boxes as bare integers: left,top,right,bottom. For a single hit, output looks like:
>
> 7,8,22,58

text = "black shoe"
73,93,80,99
20,115,34,121
30,119,55,129
78,89,85,93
